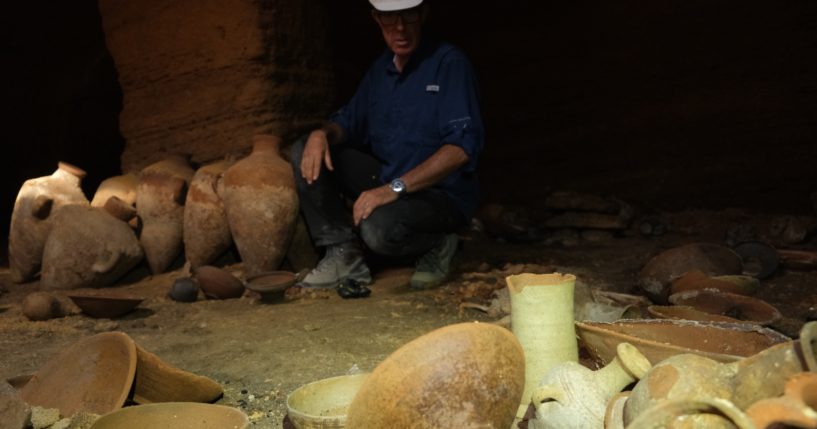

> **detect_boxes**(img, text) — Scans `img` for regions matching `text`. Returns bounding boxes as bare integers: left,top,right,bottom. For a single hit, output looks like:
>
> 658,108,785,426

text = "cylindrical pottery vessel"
627,398,755,429
345,322,525,429
745,372,817,429
529,342,652,429
136,155,194,274
507,272,578,417
40,206,144,290
183,160,233,268
9,162,89,283
91,173,139,208
222,135,298,277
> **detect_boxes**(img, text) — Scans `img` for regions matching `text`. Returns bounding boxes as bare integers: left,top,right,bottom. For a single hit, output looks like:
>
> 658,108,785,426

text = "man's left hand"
353,185,398,226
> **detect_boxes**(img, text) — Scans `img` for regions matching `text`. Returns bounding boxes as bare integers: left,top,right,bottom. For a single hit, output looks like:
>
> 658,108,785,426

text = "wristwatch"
389,178,407,196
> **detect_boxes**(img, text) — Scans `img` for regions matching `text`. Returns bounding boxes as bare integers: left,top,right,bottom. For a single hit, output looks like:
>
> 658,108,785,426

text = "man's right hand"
301,129,334,185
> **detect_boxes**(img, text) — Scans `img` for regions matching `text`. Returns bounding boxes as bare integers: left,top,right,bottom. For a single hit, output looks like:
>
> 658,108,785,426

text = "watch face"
391,179,406,193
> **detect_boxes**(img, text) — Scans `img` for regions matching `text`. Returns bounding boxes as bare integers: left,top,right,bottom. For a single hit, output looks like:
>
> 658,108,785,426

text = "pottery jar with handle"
221,135,298,277
183,159,234,268
136,154,194,274
9,162,90,283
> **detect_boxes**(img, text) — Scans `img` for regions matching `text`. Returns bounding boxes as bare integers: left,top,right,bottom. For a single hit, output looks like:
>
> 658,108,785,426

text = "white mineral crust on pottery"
9,162,89,283
506,272,578,418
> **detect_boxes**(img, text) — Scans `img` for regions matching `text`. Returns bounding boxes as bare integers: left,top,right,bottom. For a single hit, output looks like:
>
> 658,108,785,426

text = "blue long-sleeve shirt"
330,37,485,220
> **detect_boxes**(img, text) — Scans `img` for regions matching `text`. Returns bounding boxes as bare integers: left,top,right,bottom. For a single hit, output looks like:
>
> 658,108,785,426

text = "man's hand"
300,130,334,185
353,185,398,226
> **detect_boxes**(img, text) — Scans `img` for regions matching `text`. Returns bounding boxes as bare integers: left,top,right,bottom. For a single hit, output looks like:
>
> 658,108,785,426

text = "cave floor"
1,208,815,428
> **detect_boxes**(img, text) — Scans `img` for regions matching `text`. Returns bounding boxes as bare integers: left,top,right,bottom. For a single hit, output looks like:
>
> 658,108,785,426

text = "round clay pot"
345,322,525,429
169,277,200,302
40,206,144,290
22,292,63,321
183,159,233,268
9,162,90,283
194,265,244,299
638,243,743,304
136,155,194,274
222,135,299,277
745,372,817,429
91,173,138,209
627,398,755,429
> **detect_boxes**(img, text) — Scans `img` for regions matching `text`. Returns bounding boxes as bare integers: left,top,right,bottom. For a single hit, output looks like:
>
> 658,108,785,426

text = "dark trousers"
289,137,465,258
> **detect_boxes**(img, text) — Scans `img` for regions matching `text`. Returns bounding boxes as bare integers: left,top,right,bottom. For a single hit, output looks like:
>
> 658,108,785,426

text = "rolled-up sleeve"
437,54,484,172
329,71,372,147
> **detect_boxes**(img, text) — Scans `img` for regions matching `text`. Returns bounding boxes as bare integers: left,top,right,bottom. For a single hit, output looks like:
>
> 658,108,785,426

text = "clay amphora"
9,162,89,283
345,322,525,429
745,372,817,429
183,159,233,268
40,206,144,289
626,397,755,429
91,173,138,208
506,273,579,418
625,321,817,424
221,135,298,277
529,342,652,429
136,155,194,274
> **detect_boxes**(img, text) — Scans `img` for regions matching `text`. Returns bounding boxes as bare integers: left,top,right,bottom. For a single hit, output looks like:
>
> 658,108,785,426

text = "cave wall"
98,0,334,172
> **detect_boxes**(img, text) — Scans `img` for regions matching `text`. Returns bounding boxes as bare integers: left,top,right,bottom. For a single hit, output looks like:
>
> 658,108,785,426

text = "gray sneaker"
410,234,459,290
299,242,372,288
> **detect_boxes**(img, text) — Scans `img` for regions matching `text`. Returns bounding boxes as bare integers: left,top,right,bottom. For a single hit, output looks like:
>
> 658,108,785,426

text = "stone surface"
0,380,31,429
98,0,334,172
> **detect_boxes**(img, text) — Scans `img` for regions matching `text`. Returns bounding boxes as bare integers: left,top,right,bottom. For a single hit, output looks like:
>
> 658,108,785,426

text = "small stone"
31,406,61,429
51,418,72,429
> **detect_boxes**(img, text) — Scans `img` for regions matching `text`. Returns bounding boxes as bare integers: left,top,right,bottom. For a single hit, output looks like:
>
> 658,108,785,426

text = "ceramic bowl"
67,292,144,319
194,266,245,299
245,271,296,301
91,402,248,429
286,373,369,429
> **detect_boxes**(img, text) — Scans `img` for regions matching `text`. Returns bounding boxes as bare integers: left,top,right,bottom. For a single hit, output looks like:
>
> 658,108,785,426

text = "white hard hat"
369,0,423,12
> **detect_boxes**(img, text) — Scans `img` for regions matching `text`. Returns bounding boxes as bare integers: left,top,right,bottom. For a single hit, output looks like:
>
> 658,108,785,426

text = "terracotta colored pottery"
19,332,137,416
245,270,296,301
169,277,200,302
576,319,790,366
40,206,144,290
183,159,233,268
0,380,30,429
670,270,760,296
733,241,780,279
9,162,90,283
91,173,138,209
67,291,144,319
136,155,194,274
647,305,742,323
286,373,369,429
22,291,63,321
194,265,245,299
668,289,782,325
745,372,817,429
90,402,248,429
222,135,299,277
507,273,578,417
626,398,755,429
345,322,525,429
132,345,223,404
638,243,743,303
529,342,652,429
103,195,138,222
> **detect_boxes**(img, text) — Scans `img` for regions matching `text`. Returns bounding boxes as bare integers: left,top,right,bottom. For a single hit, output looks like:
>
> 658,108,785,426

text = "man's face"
372,6,426,58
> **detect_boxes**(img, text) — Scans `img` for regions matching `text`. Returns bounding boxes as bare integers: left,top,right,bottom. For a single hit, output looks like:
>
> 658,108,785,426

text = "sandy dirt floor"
1,209,816,428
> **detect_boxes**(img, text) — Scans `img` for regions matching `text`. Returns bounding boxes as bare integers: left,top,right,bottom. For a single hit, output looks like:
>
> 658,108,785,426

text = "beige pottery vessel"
625,321,817,425
136,155,194,274
40,206,143,289
627,397,755,429
91,173,138,208
745,372,817,429
507,272,578,418
345,322,525,429
222,135,298,277
9,162,89,283
183,159,233,268
529,342,651,429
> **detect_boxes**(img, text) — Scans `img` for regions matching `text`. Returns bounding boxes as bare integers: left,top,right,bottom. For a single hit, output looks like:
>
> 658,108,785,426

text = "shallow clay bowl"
286,373,369,429
19,332,137,416
576,319,790,366
668,289,782,325
245,271,296,300
67,292,144,319
647,305,742,323
91,402,248,429
194,265,245,299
